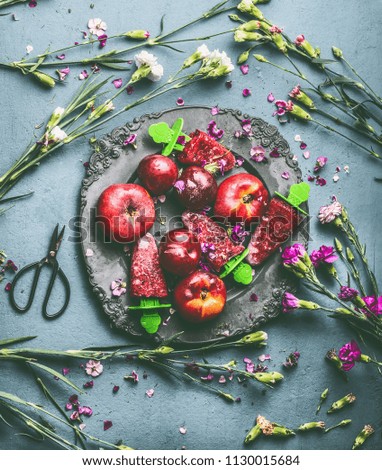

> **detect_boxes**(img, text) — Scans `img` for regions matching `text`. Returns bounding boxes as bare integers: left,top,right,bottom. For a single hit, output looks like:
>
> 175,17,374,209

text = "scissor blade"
48,224,65,255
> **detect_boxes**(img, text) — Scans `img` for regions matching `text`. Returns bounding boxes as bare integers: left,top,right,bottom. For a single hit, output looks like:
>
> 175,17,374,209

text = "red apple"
174,270,227,323
174,166,217,210
159,229,201,277
214,173,269,228
97,183,155,243
137,154,178,195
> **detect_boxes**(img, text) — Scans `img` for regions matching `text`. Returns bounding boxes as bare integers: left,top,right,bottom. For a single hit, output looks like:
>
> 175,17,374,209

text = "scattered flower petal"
250,145,266,162
270,148,280,158
250,293,258,302
211,106,219,116
146,388,155,398
281,171,290,180
200,373,214,381
174,180,185,193
56,67,70,81
258,354,271,362
110,278,127,297
179,426,187,435
56,54,66,60
98,34,108,48
300,141,307,150
123,133,137,146
344,165,350,173
225,80,233,89
240,64,249,75
28,1,37,7
333,174,340,182
316,176,327,186
126,85,134,95
112,78,123,89
26,45,33,54
267,92,275,103
176,97,185,106
62,368,70,376
207,120,224,140
83,380,94,389
5,282,12,292
103,420,113,431
85,248,94,257
242,88,251,97
294,135,302,142
218,375,226,384
303,150,310,159
79,70,88,80
113,385,120,393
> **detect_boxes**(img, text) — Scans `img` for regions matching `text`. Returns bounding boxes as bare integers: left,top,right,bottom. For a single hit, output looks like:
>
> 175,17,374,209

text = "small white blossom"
134,50,158,68
50,126,67,142
149,63,164,82
87,18,107,37
196,44,210,58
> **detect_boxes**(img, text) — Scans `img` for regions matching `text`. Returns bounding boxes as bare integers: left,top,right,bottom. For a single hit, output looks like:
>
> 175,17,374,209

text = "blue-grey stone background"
0,0,381,450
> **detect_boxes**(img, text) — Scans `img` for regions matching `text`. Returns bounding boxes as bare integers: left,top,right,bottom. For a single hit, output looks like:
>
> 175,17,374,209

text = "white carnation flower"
50,126,67,142
196,44,210,59
148,63,164,82
88,18,107,37
134,50,158,68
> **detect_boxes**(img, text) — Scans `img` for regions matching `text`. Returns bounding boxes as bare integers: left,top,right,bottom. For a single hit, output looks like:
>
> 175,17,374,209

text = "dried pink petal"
281,171,290,180
240,64,249,75
146,388,155,398
112,78,123,89
103,420,113,431
211,106,219,116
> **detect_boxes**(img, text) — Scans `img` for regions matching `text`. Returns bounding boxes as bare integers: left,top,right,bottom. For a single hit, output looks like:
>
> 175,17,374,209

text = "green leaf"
320,76,360,87
0,336,37,347
27,362,82,393
100,63,131,71
0,412,13,428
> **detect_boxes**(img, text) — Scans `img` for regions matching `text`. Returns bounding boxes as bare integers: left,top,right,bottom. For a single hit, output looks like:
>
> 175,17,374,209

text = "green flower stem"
160,29,234,45
311,118,381,159
336,249,367,297
341,55,382,104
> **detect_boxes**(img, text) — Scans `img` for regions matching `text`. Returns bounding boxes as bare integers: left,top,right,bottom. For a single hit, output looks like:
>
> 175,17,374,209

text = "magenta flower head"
338,340,362,371
282,291,319,313
362,295,382,316
282,243,313,277
338,286,359,301
310,245,338,267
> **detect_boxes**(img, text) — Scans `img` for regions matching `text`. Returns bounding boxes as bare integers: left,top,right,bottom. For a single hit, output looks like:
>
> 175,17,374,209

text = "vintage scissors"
9,224,71,319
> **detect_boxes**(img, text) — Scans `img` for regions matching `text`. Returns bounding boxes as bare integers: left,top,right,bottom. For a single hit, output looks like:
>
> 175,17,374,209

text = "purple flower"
362,296,382,316
112,78,123,89
110,278,127,297
282,292,300,312
310,245,338,267
318,200,343,224
241,119,252,136
338,286,359,301
250,145,266,162
314,156,328,172
242,88,251,97
282,243,306,265
240,64,249,75
207,120,224,140
98,34,108,48
338,340,361,371
283,351,300,368
211,106,219,116
174,180,185,193
123,133,137,146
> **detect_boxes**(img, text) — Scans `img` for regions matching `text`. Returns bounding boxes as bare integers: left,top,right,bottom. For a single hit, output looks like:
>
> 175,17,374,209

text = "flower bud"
237,0,264,19
182,44,210,69
321,93,341,102
254,371,284,384
335,307,353,315
253,54,269,63
316,388,329,414
298,299,320,310
332,46,343,58
237,50,250,64
32,71,56,88
288,101,312,121
124,30,150,40
352,425,374,450
298,421,325,431
346,247,355,262
334,237,343,253
354,119,375,134
327,393,356,413
88,100,115,120
237,331,268,345
234,29,264,42
129,64,151,84
352,296,366,309
326,349,343,369
46,107,65,131
229,14,243,23
238,20,261,32
153,346,174,355
244,424,262,444
272,33,288,54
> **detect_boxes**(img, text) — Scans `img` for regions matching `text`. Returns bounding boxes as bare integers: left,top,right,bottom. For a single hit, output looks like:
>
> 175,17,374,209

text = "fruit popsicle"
246,182,310,266
177,129,236,172
129,233,171,334
148,119,236,172
182,211,253,285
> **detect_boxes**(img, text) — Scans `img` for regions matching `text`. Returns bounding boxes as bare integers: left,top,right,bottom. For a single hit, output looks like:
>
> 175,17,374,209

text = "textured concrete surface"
0,0,381,450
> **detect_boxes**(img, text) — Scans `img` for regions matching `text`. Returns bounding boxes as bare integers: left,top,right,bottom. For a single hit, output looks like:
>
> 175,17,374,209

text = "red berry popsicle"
129,233,171,334
247,182,310,266
182,211,253,284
